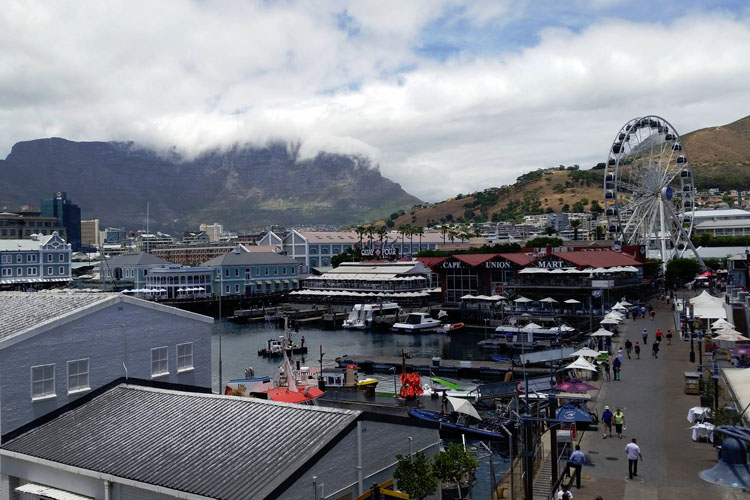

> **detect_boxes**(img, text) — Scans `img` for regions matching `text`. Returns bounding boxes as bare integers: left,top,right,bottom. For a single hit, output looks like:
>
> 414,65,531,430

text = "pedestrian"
650,310,655,321
652,341,659,359
642,328,648,345
655,329,663,343
640,306,646,318
666,329,673,345
625,339,633,359
613,357,621,380
567,444,585,489
617,347,624,364
613,408,625,438
602,359,611,381
634,341,641,359
441,391,448,415
625,438,643,479
557,484,573,499
602,405,613,438
632,308,637,322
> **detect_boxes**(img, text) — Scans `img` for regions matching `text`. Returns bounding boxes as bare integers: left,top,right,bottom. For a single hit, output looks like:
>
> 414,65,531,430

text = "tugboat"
392,312,442,333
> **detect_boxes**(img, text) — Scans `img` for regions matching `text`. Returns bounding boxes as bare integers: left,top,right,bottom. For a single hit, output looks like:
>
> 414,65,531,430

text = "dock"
335,354,550,381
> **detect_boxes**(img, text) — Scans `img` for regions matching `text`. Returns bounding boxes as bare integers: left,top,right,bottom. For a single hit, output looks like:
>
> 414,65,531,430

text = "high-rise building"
80,219,100,251
41,192,81,251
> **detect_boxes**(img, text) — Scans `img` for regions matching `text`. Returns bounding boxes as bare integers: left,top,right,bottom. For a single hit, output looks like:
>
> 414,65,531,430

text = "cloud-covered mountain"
0,138,420,232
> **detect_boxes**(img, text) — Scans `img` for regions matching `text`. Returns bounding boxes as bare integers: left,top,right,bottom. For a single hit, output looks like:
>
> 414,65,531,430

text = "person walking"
602,359,611,381
650,310,656,321
666,329,673,345
617,347,624,364
556,484,573,499
655,329,663,343
652,340,660,359
641,328,648,345
625,339,633,359
625,438,643,479
613,408,625,438
613,357,622,381
567,445,585,489
602,405,613,438
634,341,641,359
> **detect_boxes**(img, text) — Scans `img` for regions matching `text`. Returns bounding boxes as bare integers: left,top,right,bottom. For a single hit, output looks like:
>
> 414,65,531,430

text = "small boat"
422,377,478,400
408,409,506,440
320,365,378,391
392,312,442,333
437,322,465,334
342,302,401,329
258,337,308,357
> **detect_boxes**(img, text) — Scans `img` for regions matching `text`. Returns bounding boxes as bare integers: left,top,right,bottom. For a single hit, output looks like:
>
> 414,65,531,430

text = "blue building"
0,232,71,288
99,253,173,289
0,291,213,439
40,192,82,252
202,245,301,296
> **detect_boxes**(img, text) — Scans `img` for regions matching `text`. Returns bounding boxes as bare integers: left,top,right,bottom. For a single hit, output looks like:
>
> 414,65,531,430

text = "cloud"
1,1,749,204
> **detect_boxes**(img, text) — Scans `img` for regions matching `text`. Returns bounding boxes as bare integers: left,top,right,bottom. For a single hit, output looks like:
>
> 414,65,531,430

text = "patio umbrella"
489,295,507,301
714,331,750,342
710,319,735,330
460,294,477,300
620,300,633,306
564,356,598,372
564,299,581,304
556,404,593,423
540,297,559,303
448,396,481,420
553,381,599,393
571,347,601,358
611,302,627,310
514,296,533,303
590,328,614,337
599,317,620,325
730,346,750,356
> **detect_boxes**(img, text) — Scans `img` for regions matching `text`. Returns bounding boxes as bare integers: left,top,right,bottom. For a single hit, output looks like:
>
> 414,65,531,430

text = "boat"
392,312,442,333
319,365,378,391
342,302,401,329
422,376,478,400
437,322,465,334
408,395,507,440
257,337,308,357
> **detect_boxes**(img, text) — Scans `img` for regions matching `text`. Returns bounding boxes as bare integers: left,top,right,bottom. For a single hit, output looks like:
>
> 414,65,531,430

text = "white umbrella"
611,302,627,310
710,319,734,330
564,356,598,372
572,347,601,358
514,297,533,303
177,288,185,292
475,295,492,300
590,328,614,337
564,299,581,304
540,297,559,303
447,396,482,420
489,295,507,301
460,294,477,300
521,322,543,331
620,300,633,306
713,332,749,342
600,317,620,325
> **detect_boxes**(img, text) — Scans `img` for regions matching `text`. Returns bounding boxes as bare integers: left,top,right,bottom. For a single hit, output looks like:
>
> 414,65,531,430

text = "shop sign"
441,260,463,269
361,247,399,258
485,260,512,269
536,259,565,269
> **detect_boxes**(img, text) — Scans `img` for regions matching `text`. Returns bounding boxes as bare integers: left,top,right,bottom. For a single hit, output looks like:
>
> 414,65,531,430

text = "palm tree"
377,226,388,248
366,225,376,247
440,225,449,243
447,229,457,245
414,226,424,253
570,219,582,241
355,225,365,249
397,225,408,256
408,225,415,255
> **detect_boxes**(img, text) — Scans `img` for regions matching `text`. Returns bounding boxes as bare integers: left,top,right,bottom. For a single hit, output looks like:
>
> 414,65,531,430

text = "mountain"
392,114,750,227
0,138,420,232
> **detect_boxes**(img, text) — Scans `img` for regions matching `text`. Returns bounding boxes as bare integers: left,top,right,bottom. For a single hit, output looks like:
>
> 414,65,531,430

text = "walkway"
569,297,747,500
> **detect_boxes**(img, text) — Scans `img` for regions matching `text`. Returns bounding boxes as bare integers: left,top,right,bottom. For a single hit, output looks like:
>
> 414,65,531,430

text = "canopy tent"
564,299,581,304
556,404,593,423
692,294,727,319
571,347,602,358
722,368,750,424
690,290,720,304
448,396,481,420
564,356,598,372
590,328,614,337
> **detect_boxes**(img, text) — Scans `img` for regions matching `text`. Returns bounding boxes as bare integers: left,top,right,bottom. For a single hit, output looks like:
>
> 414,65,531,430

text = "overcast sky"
2,0,750,201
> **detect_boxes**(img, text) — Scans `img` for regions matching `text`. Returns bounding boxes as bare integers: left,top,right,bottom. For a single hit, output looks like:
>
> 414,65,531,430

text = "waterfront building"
727,254,749,288
0,291,212,439
152,242,280,266
99,253,172,289
181,230,210,244
144,264,214,299
134,232,175,252
0,211,67,241
0,384,438,500
0,232,71,288
80,218,99,251
202,245,301,296
692,208,750,236
40,192,81,251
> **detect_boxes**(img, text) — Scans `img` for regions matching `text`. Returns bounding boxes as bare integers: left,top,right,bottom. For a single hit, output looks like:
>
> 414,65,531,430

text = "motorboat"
437,322,465,334
320,365,378,391
342,302,401,329
422,376,478,400
392,312,441,333
258,337,308,357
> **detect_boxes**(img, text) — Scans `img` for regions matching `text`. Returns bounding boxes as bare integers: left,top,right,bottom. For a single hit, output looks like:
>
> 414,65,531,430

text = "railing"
545,441,571,500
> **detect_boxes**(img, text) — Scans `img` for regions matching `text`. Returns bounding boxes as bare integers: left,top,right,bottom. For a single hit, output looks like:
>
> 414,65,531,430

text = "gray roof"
2,385,359,500
102,253,172,267
202,248,298,267
0,235,54,251
0,291,118,343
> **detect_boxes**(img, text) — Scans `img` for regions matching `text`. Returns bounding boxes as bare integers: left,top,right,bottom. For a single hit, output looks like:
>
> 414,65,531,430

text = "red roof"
454,254,498,266
546,250,642,268
497,253,535,266
417,257,447,268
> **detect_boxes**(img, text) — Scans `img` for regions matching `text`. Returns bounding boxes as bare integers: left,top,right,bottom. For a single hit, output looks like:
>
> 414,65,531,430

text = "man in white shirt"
556,483,573,499
625,437,642,479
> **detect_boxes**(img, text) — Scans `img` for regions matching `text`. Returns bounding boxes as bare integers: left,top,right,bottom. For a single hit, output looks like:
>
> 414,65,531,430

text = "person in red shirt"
655,329,663,343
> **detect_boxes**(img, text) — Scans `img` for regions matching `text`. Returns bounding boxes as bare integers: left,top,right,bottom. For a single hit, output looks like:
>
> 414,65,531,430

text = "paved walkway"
569,297,747,500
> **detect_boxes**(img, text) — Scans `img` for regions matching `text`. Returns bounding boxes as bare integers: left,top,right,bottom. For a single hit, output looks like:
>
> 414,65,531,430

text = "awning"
265,280,272,285
283,280,290,284
16,483,93,500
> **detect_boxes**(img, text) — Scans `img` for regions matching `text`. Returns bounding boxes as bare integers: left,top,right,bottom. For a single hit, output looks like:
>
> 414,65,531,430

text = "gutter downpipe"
103,480,111,500
357,421,364,495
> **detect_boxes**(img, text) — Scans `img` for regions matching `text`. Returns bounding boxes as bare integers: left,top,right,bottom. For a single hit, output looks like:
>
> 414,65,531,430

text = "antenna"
145,201,150,254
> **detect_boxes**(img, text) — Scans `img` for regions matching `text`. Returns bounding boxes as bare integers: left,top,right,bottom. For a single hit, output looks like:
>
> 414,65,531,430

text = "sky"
2,0,750,201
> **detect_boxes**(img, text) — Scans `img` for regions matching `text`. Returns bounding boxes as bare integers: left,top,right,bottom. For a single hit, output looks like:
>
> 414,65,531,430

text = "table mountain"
0,138,420,232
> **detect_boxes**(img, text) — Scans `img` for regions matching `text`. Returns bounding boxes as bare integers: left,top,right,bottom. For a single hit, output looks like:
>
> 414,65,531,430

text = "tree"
666,258,703,286
570,219,582,240
544,226,558,236
526,236,563,248
589,200,603,216
431,444,478,500
393,452,437,500
414,226,424,252
377,226,388,247
355,225,365,249
366,225,376,247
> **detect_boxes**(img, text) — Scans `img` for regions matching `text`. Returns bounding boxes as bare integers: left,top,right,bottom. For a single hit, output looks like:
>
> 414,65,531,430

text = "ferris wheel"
603,115,705,268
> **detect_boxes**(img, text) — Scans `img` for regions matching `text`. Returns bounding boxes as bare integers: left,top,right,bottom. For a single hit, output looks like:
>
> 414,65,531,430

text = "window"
46,254,52,262
58,254,65,262
27,254,37,263
27,267,38,276
16,255,22,263
282,266,287,275
273,267,278,275
224,268,230,277
47,266,53,275
151,347,169,377
264,267,269,276
2,269,11,276
16,268,21,276
1,255,10,264
67,359,90,393
177,343,193,371
225,284,230,293
235,284,240,293
234,268,239,277
59,266,65,274
31,364,55,399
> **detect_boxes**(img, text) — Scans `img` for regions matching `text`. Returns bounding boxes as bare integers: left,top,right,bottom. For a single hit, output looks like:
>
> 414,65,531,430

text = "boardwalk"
569,297,746,500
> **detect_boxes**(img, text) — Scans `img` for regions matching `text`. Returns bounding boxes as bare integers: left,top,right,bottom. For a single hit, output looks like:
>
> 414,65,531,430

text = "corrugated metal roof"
102,253,172,267
2,385,359,500
0,291,118,342
0,235,54,251
202,249,298,267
